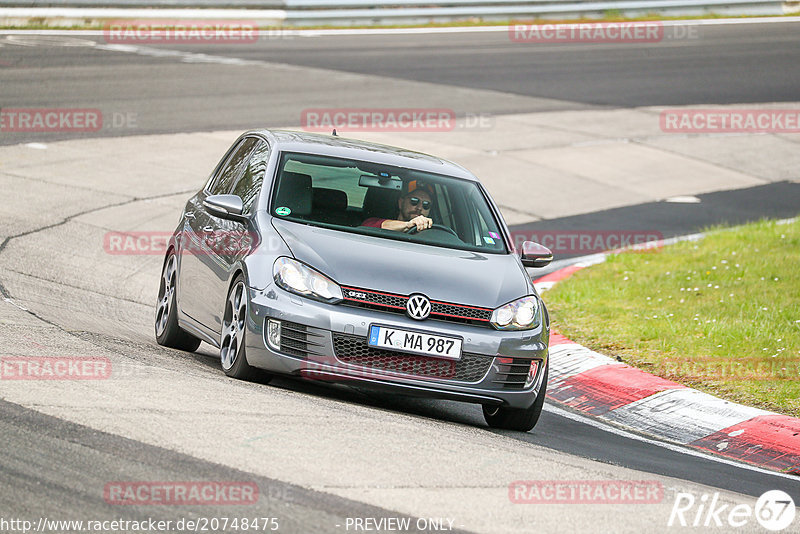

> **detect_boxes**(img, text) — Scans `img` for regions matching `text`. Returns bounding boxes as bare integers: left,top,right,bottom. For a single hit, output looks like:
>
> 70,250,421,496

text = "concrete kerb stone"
534,226,800,475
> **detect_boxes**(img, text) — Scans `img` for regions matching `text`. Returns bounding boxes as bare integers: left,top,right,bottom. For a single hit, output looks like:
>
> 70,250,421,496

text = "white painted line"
664,195,701,203
544,403,800,482
601,388,774,444
533,281,555,292
0,16,799,37
0,8,286,20
548,344,618,387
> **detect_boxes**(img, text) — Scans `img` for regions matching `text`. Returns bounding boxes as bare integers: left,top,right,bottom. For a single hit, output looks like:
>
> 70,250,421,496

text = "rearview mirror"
359,174,402,190
520,241,553,268
204,194,246,222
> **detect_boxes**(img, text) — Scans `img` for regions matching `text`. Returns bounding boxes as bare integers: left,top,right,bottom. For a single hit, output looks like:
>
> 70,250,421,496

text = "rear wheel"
220,275,259,381
155,253,201,351
483,363,548,432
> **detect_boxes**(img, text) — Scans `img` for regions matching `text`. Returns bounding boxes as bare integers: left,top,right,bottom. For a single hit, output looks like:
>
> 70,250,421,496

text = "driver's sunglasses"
408,197,431,210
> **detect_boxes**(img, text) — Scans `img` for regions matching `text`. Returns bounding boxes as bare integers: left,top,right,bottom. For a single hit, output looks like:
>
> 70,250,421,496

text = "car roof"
246,129,478,182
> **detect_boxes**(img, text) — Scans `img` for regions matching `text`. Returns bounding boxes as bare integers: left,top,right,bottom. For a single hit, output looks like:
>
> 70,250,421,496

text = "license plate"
368,325,462,360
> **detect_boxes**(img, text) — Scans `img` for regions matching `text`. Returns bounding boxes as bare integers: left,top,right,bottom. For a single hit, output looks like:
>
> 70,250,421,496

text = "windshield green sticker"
275,207,291,216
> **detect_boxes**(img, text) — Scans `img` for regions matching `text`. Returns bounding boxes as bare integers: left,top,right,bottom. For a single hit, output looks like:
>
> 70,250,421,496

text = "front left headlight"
273,257,343,303
491,295,541,330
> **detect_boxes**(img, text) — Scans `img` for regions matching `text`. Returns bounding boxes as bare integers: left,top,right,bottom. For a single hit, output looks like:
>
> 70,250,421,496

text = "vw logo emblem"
406,294,431,320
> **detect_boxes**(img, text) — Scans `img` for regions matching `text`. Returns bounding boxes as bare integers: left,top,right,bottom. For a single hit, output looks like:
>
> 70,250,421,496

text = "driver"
361,181,434,232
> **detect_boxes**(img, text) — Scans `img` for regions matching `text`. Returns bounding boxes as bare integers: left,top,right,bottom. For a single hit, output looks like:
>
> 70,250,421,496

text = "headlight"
273,257,343,303
491,295,541,330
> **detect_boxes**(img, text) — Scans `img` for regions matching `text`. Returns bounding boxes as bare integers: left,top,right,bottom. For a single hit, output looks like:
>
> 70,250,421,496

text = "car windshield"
270,151,508,254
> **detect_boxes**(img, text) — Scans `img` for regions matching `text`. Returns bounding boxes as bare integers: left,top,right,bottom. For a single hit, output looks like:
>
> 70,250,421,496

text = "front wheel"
220,275,259,381
483,363,548,432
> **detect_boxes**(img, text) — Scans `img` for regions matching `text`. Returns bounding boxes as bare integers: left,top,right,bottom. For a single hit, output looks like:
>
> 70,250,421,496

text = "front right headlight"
273,257,343,303
490,295,541,330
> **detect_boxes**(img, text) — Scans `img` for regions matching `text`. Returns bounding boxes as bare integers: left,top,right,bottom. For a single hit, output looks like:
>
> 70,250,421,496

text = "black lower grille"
279,321,325,359
492,358,537,390
332,333,492,383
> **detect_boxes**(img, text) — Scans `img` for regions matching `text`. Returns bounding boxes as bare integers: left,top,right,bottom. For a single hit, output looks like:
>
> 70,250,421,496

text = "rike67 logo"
669,490,795,531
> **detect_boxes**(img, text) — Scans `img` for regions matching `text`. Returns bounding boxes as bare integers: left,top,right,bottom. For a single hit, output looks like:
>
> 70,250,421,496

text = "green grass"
544,218,800,417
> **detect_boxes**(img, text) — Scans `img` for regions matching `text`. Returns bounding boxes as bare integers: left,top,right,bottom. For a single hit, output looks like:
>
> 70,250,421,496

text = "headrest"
362,188,400,220
275,171,312,215
312,188,348,211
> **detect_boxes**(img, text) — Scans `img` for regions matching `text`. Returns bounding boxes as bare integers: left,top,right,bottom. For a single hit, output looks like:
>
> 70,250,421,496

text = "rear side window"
208,137,260,196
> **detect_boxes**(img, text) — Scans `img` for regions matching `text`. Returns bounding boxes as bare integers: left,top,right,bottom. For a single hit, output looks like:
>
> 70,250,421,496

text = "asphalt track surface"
1,21,800,533
1,21,799,142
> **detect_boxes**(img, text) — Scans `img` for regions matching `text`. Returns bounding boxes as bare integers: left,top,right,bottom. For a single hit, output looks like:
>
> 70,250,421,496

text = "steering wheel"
405,223,459,237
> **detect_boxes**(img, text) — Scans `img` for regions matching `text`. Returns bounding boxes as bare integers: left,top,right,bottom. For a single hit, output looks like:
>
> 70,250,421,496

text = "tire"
483,362,548,432
220,275,259,381
155,253,202,352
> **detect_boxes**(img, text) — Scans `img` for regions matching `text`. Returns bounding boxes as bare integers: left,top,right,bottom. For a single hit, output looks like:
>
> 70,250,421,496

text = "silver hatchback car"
155,130,553,431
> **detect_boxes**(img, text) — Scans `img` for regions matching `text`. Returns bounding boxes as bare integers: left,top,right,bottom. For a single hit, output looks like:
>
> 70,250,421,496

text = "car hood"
272,219,530,307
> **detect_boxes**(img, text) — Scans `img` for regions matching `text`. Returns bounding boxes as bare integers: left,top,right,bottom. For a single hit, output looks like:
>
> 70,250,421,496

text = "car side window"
208,137,260,196
231,141,270,215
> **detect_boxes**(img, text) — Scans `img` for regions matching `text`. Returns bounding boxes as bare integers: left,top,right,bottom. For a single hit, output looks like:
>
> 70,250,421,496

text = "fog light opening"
266,319,281,350
524,360,540,388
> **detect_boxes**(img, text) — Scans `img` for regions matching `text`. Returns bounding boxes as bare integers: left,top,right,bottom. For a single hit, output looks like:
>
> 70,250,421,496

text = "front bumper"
244,284,549,410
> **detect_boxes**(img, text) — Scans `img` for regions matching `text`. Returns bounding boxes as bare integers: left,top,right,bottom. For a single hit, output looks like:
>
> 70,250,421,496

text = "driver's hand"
407,215,433,232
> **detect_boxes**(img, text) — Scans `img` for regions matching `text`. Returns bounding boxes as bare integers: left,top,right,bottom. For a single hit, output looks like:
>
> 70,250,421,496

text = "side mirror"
204,194,246,221
520,241,553,268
